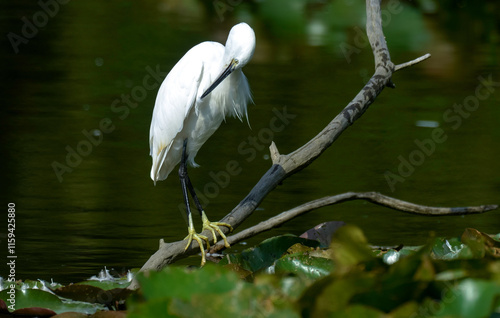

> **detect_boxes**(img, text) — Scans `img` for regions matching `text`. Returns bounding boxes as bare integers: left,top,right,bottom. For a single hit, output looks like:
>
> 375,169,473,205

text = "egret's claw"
201,211,233,248
184,227,210,266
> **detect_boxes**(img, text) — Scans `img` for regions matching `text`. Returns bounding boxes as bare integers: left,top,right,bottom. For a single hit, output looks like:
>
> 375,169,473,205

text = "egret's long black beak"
201,59,237,99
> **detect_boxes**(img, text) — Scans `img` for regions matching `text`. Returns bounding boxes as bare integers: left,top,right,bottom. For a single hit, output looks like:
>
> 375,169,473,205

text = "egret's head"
225,22,256,69
201,23,255,99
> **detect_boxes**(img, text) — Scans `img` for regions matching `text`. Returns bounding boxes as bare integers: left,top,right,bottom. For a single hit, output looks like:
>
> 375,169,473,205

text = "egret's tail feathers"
150,146,169,183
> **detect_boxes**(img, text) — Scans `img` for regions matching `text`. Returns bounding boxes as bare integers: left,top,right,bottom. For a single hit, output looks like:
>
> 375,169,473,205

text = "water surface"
1,1,499,283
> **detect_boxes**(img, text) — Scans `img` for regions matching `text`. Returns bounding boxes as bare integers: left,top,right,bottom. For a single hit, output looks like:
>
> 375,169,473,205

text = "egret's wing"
149,52,203,183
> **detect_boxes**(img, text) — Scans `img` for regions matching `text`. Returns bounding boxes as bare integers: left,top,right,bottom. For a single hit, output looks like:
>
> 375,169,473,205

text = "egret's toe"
201,212,233,248
184,227,210,266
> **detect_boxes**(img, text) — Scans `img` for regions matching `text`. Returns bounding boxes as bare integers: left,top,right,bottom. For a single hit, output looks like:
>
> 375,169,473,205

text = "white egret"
149,23,255,265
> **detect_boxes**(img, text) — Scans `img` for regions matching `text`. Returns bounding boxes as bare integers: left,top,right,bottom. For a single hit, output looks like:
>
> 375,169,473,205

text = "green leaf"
136,264,239,302
328,304,386,318
0,288,102,315
389,301,421,318
279,275,309,300
461,228,500,258
129,265,303,318
344,239,433,312
220,234,320,273
77,279,131,290
0,289,60,313
436,278,500,318
126,298,175,318
329,225,376,270
299,274,377,316
275,253,334,280
435,269,468,281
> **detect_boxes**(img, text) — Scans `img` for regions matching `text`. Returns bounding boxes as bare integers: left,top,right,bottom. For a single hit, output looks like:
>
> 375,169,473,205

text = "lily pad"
77,280,131,291
275,253,334,279
53,284,132,306
432,237,473,260
0,288,102,315
219,234,320,273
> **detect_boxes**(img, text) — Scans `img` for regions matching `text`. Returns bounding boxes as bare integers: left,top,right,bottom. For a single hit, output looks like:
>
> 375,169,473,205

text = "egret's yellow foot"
184,227,210,266
201,211,233,248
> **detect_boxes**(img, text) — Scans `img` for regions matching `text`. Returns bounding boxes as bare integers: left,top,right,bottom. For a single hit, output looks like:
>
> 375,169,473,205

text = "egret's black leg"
178,145,192,221
181,139,233,251
179,139,209,265
180,139,205,215
185,178,204,213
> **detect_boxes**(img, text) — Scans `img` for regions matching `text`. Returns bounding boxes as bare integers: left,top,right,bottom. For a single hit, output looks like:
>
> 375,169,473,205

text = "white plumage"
148,23,256,265
150,23,255,184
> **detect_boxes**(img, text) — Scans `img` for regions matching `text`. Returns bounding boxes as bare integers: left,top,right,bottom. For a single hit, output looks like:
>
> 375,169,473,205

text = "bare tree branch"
395,53,431,72
128,1,493,290
209,192,498,252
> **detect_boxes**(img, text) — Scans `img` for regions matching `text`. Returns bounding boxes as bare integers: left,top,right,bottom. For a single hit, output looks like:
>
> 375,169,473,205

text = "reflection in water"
1,0,499,283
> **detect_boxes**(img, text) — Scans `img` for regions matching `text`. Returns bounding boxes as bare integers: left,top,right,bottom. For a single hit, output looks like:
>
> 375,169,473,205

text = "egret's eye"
233,59,239,65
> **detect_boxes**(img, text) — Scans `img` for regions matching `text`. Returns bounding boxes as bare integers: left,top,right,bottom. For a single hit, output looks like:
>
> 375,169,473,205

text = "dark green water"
1,1,499,284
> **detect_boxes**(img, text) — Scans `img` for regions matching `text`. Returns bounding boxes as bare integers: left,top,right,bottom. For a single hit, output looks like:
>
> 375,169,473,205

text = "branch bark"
395,53,431,71
209,192,498,252
128,1,492,290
